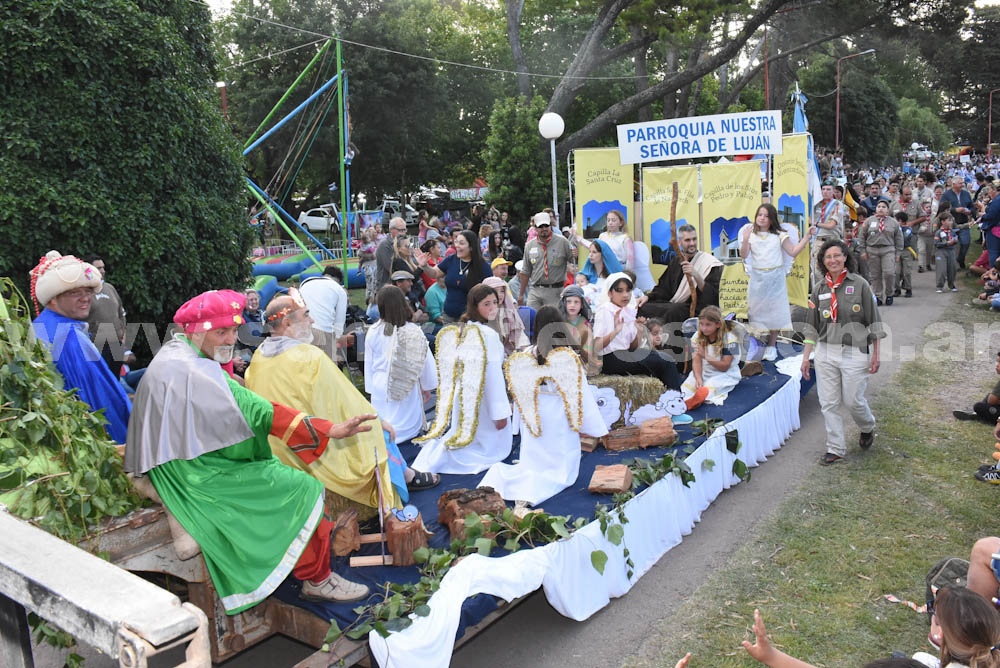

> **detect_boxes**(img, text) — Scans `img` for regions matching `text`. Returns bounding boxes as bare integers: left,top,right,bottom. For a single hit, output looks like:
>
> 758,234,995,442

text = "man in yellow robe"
246,296,438,515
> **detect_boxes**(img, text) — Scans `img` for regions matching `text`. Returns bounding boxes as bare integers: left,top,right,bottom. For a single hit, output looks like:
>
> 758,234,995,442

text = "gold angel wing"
414,324,487,449
504,348,584,438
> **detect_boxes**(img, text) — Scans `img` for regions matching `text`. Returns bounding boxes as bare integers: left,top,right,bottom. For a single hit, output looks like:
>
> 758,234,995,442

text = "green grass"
625,273,1000,668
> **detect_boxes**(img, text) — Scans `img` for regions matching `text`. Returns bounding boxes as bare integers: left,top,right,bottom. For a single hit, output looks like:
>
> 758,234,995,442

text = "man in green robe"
125,290,374,613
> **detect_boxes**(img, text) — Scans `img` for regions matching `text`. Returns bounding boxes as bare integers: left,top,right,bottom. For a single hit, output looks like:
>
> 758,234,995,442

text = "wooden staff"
667,182,697,318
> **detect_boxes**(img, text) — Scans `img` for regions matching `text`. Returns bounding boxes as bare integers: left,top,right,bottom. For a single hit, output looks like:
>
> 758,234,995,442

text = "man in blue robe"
29,250,132,443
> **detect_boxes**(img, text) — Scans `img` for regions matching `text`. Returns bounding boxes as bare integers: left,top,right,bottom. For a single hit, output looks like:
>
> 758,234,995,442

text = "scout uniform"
858,214,903,304
811,198,847,282
804,271,885,458
522,232,572,309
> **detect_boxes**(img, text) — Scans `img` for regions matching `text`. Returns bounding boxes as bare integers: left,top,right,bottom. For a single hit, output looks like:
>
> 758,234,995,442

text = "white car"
379,200,419,226
297,204,342,234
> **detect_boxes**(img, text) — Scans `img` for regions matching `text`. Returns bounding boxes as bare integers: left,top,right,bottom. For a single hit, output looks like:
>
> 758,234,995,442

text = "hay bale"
590,374,665,428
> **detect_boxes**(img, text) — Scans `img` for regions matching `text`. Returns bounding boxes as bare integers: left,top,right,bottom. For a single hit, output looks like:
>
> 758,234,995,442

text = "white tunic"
681,330,743,405
412,323,513,474
479,378,608,505
747,231,792,330
364,322,438,443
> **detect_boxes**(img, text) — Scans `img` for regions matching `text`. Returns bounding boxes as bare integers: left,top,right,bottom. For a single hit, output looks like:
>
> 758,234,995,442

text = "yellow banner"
774,133,811,308
773,134,809,234
719,262,749,320
700,162,760,263
573,148,633,240
642,166,700,266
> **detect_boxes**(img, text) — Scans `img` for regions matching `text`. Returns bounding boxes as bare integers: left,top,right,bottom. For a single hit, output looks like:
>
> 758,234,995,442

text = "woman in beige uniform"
801,239,886,465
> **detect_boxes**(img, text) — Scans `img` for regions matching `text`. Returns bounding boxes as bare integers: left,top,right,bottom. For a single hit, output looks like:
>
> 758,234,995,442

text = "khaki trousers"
814,343,876,457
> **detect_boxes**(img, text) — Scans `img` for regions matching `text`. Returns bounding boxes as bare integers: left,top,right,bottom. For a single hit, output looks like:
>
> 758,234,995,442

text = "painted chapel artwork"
775,194,807,236
581,200,628,239
708,216,750,261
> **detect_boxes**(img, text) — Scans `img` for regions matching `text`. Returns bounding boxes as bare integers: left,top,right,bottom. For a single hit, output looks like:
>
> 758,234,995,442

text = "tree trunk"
631,25,652,123
506,0,531,98
555,0,795,158
663,44,678,119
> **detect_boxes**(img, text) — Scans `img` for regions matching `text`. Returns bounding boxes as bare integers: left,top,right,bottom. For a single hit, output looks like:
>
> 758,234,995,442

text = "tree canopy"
0,0,250,336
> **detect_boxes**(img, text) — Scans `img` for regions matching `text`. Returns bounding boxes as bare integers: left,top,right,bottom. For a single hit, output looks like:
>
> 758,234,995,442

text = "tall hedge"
0,0,251,340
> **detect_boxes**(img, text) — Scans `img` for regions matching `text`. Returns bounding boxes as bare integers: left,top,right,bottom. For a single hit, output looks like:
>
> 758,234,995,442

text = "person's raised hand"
741,609,776,664
327,413,378,440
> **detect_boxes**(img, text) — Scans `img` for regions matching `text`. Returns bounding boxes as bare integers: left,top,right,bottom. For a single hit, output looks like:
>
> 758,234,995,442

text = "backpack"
925,557,969,618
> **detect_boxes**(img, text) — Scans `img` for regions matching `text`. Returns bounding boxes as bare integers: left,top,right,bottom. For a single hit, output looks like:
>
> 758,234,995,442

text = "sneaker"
936,288,943,293
979,462,998,473
820,452,843,465
975,467,1000,484
894,289,902,297
953,409,980,421
300,572,370,603
918,266,925,273
762,346,777,361
859,431,874,450
905,290,913,298
951,287,959,292
885,296,894,306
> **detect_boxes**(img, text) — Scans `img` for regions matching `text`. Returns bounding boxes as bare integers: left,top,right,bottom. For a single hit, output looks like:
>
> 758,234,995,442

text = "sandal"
820,452,843,465
407,470,440,491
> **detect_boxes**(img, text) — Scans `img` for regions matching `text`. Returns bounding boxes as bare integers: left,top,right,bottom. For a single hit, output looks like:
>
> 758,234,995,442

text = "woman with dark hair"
592,272,681,391
579,238,623,293
487,230,504,262
801,238,883,465
415,230,491,323
412,284,512,474
739,203,814,361
365,287,438,447
478,305,607,505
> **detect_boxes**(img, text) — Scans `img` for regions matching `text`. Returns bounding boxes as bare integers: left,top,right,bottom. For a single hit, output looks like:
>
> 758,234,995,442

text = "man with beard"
125,289,375,609
246,295,439,503
639,224,723,327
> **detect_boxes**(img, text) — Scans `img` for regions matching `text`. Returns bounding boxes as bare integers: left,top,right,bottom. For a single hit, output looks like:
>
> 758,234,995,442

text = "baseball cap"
534,212,551,227
491,257,513,269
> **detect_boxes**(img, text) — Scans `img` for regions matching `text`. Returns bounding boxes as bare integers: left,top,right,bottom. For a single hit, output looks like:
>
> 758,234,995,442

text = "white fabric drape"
370,359,803,668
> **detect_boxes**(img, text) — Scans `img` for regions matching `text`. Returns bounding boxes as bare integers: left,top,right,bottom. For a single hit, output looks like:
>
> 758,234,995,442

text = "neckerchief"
537,236,551,280
825,269,848,322
819,198,838,225
878,216,886,233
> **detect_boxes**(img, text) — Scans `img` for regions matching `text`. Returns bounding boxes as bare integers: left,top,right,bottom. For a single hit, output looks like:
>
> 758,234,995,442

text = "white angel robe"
479,379,607,506
412,322,512,474
364,321,438,443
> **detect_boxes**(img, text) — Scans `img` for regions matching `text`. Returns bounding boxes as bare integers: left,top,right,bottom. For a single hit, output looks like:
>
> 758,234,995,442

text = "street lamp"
538,112,564,223
215,81,228,118
989,88,1000,159
835,49,875,151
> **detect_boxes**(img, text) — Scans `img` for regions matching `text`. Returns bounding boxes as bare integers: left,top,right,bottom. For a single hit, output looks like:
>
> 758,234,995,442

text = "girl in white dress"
680,306,742,407
478,307,608,505
739,204,814,361
365,286,438,443
599,210,635,272
412,284,513,474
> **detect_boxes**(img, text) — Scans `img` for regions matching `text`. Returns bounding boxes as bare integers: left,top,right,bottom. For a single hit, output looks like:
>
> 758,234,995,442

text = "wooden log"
588,464,634,494
437,487,506,528
331,509,361,557
638,417,676,449
349,555,394,567
580,434,601,452
385,513,429,567
603,426,641,451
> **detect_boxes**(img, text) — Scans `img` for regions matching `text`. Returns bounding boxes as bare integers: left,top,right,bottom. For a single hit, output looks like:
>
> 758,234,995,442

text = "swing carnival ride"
245,38,362,286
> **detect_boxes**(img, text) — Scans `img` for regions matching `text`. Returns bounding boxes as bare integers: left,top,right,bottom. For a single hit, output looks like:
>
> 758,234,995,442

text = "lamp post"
835,49,875,151
538,112,564,223
215,81,228,118
989,88,1000,160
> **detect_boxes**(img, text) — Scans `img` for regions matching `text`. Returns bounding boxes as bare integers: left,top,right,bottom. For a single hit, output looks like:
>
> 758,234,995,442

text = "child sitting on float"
680,305,742,409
